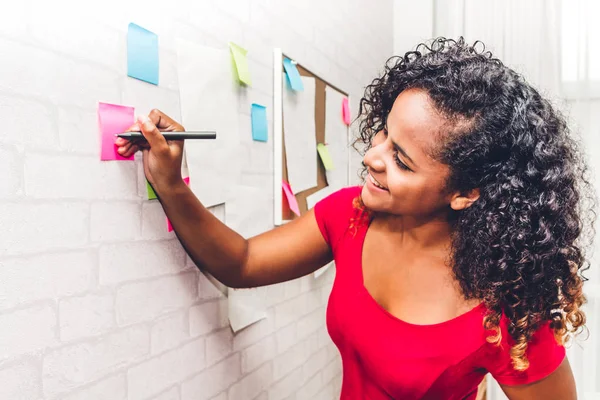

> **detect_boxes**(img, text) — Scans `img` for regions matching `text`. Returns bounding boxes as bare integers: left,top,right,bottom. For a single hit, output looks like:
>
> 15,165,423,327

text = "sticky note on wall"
251,103,268,142
98,102,135,161
229,42,252,85
127,23,159,85
342,97,350,125
147,181,157,200
317,143,334,170
282,180,300,216
283,58,303,91
167,177,190,232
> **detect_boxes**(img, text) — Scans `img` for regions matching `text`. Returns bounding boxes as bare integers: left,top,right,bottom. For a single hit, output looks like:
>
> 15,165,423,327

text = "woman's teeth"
369,174,386,190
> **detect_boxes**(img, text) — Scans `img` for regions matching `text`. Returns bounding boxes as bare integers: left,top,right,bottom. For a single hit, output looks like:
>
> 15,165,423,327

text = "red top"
314,186,565,399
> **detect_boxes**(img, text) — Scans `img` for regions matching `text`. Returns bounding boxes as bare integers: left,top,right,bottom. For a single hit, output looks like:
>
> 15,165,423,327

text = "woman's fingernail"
137,115,149,124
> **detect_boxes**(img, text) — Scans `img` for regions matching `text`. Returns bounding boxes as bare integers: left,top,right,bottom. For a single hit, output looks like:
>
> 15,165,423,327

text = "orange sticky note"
282,180,300,216
167,177,190,232
342,97,350,125
98,102,135,161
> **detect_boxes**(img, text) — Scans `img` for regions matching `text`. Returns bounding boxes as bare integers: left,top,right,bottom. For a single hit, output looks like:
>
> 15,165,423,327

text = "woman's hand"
115,109,185,194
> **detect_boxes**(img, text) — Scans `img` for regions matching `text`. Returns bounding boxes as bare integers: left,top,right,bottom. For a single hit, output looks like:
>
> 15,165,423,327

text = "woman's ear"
450,188,480,211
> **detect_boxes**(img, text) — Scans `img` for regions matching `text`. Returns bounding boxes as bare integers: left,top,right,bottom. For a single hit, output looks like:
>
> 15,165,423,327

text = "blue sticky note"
283,58,304,91
251,104,268,142
127,23,159,85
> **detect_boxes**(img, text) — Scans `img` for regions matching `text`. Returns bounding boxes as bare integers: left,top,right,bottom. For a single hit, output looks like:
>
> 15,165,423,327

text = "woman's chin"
361,185,384,211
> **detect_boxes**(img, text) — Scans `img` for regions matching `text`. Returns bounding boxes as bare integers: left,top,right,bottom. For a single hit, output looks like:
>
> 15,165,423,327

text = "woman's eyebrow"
386,121,417,167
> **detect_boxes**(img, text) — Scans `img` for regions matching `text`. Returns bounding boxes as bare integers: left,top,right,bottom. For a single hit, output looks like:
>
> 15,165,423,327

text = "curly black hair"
355,37,596,371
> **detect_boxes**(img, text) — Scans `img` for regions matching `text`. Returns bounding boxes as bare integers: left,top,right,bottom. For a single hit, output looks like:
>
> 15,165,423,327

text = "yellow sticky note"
317,143,334,170
229,42,252,86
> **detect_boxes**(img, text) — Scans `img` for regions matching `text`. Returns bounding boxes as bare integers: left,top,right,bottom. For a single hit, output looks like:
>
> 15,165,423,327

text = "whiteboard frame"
273,48,351,226
273,48,284,226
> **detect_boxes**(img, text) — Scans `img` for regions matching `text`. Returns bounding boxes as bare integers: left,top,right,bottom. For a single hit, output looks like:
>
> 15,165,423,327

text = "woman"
116,37,594,399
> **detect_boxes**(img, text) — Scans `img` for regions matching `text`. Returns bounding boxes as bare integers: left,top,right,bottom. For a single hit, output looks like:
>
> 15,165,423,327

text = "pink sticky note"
167,177,190,232
342,97,350,125
98,102,135,161
282,180,300,217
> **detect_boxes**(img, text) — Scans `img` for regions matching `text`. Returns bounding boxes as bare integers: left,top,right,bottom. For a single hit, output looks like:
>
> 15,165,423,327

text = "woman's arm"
159,182,332,288
500,358,576,400
116,109,333,288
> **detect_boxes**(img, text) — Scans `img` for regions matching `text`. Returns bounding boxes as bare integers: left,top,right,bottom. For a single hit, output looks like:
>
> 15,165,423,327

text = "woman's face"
361,88,456,218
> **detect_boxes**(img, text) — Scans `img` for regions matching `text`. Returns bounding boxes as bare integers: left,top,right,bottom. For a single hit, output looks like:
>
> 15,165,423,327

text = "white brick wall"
25,153,139,200
127,338,206,399
59,291,115,341
150,310,190,356
42,325,150,397
0,304,58,361
60,374,127,400
206,328,234,366
99,241,187,285
115,272,198,326
150,387,181,400
91,201,142,242
0,251,95,310
189,299,230,337
0,145,22,198
0,93,59,150
241,335,276,374
0,358,42,400
0,0,392,398
181,354,242,400
0,202,89,255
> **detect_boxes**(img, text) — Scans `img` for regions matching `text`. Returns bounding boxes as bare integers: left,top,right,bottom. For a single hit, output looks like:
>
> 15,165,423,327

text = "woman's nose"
364,147,386,172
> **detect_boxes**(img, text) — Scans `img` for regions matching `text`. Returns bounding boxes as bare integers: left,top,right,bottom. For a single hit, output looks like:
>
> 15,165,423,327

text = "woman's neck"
375,211,453,251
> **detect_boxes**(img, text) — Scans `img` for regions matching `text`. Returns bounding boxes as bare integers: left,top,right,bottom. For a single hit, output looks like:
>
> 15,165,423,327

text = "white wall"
393,0,434,56
0,0,393,399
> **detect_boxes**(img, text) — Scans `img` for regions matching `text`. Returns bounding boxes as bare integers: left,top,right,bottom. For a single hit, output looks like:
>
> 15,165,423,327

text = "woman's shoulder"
482,314,565,386
313,185,363,249
315,185,362,214
329,185,362,202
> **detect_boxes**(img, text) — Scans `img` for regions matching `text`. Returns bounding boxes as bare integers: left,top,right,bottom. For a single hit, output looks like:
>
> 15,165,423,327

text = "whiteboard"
273,48,351,226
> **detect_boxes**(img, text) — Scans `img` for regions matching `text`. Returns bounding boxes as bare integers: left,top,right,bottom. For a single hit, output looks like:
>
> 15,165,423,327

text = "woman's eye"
379,127,411,171
395,153,411,171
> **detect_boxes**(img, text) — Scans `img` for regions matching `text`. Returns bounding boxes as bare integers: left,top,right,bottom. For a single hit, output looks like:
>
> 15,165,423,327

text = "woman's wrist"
154,178,188,198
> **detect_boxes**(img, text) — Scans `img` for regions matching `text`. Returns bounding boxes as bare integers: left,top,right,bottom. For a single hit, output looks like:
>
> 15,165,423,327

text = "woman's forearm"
157,181,249,287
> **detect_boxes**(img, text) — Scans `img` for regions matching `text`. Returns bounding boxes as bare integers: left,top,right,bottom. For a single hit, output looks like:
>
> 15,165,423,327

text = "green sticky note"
147,180,157,200
229,42,251,86
317,143,334,170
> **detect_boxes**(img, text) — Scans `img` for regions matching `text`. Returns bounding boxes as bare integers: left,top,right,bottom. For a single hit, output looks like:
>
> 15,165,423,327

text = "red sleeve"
313,186,362,253
487,320,566,386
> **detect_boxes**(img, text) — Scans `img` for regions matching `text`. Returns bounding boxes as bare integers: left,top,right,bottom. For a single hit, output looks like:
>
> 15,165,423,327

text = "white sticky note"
325,86,350,190
176,39,242,207
282,76,318,194
228,287,268,332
